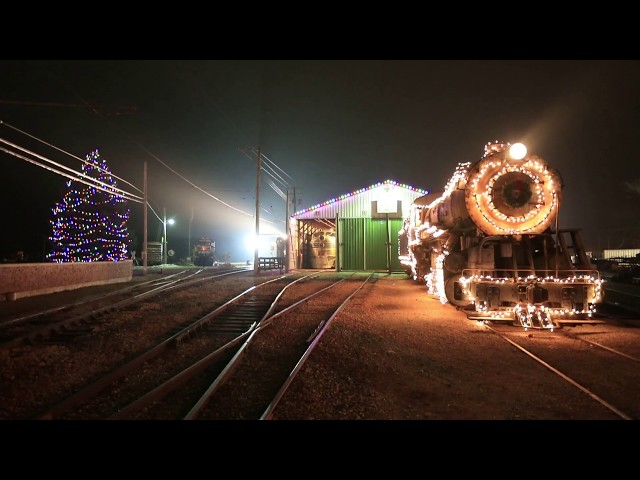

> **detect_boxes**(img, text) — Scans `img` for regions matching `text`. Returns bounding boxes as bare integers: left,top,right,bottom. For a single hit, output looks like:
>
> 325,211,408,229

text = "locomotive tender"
398,141,603,328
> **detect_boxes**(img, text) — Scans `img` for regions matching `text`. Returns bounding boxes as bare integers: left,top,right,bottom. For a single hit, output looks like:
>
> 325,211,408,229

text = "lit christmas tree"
47,149,130,262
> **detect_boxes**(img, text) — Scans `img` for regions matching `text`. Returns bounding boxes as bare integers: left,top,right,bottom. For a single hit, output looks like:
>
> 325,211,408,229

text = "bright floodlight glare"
167,218,175,225
509,143,527,160
245,234,257,253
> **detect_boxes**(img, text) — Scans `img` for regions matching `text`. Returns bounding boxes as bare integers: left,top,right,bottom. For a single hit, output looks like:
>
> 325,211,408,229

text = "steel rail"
483,323,633,420
260,273,373,420
35,273,296,419
110,271,323,419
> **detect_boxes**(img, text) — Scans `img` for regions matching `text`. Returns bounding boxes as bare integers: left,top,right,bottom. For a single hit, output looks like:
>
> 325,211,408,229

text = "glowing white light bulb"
509,143,527,160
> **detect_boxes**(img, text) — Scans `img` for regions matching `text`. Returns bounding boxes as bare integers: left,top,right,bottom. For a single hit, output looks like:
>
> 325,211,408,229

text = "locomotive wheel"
443,252,466,274
444,274,472,307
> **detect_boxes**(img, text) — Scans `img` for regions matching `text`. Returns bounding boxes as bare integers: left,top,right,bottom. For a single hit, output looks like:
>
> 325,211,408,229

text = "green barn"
288,180,428,272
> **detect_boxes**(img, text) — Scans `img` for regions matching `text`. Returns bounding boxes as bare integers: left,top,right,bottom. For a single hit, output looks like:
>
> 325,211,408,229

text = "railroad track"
479,320,640,420
184,272,375,420
5,270,638,420
0,266,249,347
446,280,640,419
32,271,365,419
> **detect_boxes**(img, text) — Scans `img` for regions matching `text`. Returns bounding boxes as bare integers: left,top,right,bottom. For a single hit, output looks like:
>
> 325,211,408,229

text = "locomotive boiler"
398,141,603,328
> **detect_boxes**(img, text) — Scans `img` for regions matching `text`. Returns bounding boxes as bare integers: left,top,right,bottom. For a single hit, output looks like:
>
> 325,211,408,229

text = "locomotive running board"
466,316,606,326
554,319,606,325
466,315,515,323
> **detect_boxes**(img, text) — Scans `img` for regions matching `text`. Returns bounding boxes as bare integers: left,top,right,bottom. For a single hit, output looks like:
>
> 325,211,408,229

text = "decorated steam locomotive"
398,141,603,329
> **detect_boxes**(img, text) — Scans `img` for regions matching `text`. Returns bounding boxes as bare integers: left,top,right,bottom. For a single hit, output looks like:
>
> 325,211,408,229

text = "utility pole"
188,206,194,263
285,188,290,273
293,187,297,213
143,161,148,275
291,187,299,270
254,146,262,274
163,206,168,265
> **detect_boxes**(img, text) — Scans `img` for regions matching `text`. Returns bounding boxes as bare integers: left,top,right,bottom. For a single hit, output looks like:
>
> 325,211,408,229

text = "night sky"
1,60,639,262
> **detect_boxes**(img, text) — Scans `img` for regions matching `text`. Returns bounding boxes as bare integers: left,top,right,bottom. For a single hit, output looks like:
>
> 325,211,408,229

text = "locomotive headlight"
509,143,527,160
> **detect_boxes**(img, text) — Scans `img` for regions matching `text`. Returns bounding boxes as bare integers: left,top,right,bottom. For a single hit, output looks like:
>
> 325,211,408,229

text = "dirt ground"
1,269,637,424
270,274,632,421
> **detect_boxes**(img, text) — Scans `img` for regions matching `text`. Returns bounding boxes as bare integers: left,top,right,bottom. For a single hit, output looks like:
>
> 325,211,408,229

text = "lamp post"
162,207,175,265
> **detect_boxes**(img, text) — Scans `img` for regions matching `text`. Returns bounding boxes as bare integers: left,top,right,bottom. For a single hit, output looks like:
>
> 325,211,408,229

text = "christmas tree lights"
47,149,130,263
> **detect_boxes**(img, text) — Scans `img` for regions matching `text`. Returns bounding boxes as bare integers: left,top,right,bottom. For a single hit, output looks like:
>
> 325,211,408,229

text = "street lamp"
163,207,175,265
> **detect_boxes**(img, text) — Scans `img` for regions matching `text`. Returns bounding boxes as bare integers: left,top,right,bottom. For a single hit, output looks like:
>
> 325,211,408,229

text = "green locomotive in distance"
193,237,216,266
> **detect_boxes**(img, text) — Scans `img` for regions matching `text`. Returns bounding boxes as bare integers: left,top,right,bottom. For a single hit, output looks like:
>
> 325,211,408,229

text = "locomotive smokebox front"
464,146,563,236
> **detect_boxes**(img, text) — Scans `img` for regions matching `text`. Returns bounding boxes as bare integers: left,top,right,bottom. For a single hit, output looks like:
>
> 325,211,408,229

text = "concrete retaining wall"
0,260,133,301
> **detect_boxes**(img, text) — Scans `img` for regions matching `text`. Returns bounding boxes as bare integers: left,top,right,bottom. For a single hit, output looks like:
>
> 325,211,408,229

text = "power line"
265,177,286,200
251,148,295,185
0,145,143,204
0,119,278,225
1,120,143,195
0,99,136,116
2,62,293,230
240,147,292,195
18,64,263,221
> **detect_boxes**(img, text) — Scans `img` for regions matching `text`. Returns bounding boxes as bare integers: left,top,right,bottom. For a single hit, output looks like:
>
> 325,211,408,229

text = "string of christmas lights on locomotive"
398,141,603,329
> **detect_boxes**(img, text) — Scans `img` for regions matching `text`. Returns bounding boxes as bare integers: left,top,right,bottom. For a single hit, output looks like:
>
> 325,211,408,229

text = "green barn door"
364,218,403,271
365,219,389,270
339,219,364,270
388,218,403,272
339,218,404,271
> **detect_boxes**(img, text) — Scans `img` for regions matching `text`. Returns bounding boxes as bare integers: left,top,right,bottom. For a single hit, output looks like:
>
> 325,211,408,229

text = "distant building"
602,249,640,261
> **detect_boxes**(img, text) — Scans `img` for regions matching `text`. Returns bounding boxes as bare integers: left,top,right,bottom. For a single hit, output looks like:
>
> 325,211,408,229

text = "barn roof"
292,179,429,220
